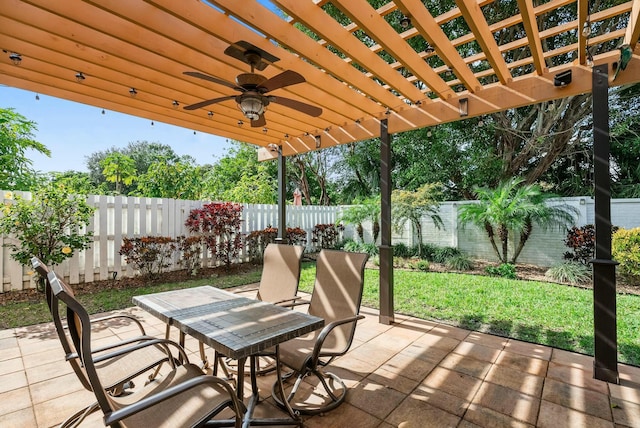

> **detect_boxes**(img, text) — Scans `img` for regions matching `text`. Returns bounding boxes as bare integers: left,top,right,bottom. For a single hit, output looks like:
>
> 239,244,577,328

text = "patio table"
133,285,324,427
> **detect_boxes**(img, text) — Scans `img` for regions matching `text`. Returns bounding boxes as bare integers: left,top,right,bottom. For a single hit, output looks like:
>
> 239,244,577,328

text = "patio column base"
594,362,619,384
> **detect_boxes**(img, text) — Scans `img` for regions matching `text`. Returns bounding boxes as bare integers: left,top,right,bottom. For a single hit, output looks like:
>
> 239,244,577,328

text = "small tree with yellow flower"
0,183,94,292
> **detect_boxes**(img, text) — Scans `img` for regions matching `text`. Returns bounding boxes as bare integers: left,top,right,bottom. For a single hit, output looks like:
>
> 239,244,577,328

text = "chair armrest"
272,296,305,306
90,338,189,366
104,372,245,425
63,313,147,336
310,314,365,368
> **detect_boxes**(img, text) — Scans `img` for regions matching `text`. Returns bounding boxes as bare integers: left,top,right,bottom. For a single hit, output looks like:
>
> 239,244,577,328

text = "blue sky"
1,86,232,173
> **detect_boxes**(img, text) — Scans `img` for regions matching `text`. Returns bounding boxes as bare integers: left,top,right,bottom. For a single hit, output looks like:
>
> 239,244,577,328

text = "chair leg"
271,368,347,416
59,402,100,428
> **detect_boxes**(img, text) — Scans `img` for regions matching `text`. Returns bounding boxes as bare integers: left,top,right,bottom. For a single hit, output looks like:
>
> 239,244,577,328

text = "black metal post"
379,119,394,325
276,147,287,243
591,64,619,384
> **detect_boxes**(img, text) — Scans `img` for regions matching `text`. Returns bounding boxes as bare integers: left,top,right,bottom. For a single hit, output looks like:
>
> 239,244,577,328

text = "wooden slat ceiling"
1,0,639,157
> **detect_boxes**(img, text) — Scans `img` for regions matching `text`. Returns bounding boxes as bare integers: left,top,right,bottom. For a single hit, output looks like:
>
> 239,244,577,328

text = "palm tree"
338,196,380,243
459,178,577,264
392,183,444,257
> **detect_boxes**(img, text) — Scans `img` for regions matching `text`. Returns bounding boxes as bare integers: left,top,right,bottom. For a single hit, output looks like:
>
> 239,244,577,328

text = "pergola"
1,0,639,384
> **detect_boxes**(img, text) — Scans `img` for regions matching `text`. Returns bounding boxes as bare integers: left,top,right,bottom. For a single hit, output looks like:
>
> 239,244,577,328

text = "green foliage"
459,177,577,264
0,108,51,191
119,236,176,279
0,184,94,290
392,242,414,258
392,183,444,257
485,263,517,279
445,255,474,271
136,157,203,199
341,239,379,256
613,228,640,278
432,246,462,263
311,223,344,250
338,196,380,243
545,262,591,285
100,152,137,194
185,202,243,268
47,171,104,195
203,143,277,203
414,259,430,272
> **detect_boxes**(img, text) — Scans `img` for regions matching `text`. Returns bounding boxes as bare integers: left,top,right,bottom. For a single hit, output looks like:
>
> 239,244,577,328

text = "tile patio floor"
1,291,640,427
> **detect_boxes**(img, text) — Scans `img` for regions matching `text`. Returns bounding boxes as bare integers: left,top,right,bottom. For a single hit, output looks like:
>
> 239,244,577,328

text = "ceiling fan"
183,46,322,127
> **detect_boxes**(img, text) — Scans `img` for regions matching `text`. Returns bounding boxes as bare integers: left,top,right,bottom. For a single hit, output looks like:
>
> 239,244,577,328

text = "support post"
379,119,394,325
276,147,287,243
591,64,619,384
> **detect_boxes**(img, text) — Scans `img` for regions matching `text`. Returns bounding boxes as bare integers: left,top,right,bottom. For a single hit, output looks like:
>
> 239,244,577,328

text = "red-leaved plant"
185,202,243,268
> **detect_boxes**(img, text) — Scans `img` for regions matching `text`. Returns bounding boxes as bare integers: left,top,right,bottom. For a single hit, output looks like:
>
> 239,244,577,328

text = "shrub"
419,243,439,261
485,263,517,279
311,223,344,250
564,225,595,265
0,185,94,291
433,246,462,263
416,260,430,272
176,235,203,276
613,228,640,278
245,226,308,262
119,236,176,278
185,202,243,268
545,262,591,285
393,242,411,258
445,255,474,271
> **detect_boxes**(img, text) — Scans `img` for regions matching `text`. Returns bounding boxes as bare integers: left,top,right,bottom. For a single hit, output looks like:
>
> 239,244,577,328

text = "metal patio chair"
31,257,176,427
270,249,369,415
48,270,244,428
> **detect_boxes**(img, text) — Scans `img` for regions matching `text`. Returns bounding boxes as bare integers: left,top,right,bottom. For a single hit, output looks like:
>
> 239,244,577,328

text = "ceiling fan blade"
271,96,323,117
259,70,306,92
183,95,236,111
251,114,266,127
183,71,243,91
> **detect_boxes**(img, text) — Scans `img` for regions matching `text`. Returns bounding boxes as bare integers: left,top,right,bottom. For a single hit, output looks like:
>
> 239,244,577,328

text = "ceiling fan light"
238,95,264,121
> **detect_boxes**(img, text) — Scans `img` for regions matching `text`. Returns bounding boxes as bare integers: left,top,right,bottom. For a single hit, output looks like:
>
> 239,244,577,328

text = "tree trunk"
498,224,509,263
484,221,502,262
512,218,533,263
372,220,380,243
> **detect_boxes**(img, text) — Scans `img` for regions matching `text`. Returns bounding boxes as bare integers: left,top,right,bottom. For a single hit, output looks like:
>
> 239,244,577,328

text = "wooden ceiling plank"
624,0,640,47
578,0,589,65
21,0,337,129
4,1,333,135
517,0,547,74
332,0,455,100
270,0,425,102
209,0,401,110
394,0,481,93
133,0,373,122
456,0,513,84
0,66,280,146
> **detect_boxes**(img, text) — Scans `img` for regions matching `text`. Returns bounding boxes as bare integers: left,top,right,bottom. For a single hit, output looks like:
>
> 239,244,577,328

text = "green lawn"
299,262,640,366
2,261,639,365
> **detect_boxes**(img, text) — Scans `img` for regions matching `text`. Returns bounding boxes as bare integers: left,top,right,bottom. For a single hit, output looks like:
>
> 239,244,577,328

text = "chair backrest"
47,270,115,415
308,249,368,354
256,243,304,303
31,257,92,391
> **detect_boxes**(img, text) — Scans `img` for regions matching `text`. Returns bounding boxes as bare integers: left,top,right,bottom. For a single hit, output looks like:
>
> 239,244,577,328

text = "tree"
0,183,94,291
458,178,577,264
610,83,640,197
100,152,137,194
46,171,105,195
0,108,51,191
203,143,277,203
392,183,444,257
136,157,203,199
338,196,380,243
86,141,189,194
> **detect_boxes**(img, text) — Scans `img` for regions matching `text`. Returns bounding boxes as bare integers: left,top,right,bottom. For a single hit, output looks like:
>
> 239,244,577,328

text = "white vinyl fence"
2,191,639,292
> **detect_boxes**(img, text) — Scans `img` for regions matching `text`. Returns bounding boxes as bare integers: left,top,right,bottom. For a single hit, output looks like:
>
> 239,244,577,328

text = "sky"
1,86,233,173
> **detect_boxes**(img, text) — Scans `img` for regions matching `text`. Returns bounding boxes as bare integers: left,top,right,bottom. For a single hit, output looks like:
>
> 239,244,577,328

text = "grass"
0,267,263,330
299,262,640,365
3,261,640,366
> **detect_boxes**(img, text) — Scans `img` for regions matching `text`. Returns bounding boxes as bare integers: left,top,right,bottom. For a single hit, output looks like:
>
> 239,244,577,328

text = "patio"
2,291,640,428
